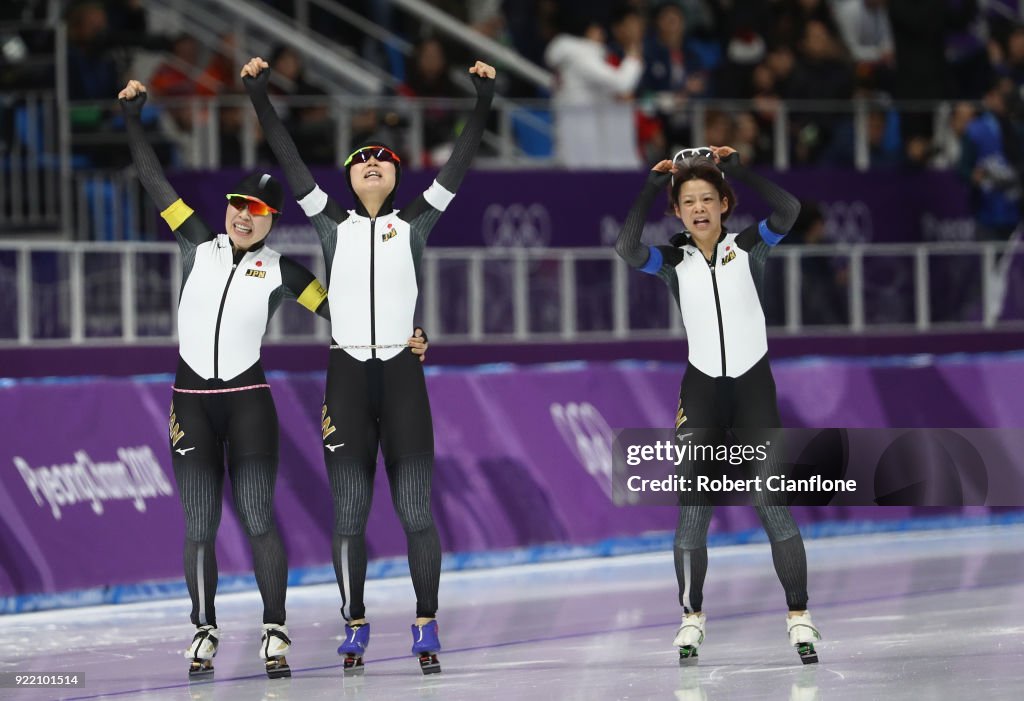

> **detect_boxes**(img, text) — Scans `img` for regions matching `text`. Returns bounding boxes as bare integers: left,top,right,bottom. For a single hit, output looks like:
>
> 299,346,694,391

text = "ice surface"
2,525,1023,700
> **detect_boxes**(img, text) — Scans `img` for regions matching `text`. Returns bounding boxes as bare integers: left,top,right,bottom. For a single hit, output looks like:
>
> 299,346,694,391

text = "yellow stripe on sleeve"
160,199,194,231
297,279,328,312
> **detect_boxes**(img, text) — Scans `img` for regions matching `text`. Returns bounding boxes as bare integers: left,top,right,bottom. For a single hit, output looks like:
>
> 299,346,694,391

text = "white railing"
64,94,962,173
0,240,1020,348
1,21,71,237
43,92,979,240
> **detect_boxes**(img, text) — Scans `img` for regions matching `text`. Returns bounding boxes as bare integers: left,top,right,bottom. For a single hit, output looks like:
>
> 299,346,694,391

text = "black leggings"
322,348,439,620
170,359,288,627
673,355,808,612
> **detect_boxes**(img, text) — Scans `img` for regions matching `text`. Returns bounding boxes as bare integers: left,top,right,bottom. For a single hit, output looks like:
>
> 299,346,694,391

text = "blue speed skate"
337,622,370,676
411,620,442,675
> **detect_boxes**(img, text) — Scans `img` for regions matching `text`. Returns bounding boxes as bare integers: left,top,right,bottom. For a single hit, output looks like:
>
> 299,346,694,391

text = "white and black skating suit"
246,68,494,620
174,230,328,382
123,91,328,629
615,155,811,614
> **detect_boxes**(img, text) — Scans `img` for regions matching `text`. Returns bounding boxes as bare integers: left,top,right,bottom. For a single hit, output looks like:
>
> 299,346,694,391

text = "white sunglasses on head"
673,147,714,162
671,146,724,185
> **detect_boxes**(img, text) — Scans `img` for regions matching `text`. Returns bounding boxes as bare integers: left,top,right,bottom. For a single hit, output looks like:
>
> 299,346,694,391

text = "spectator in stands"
733,111,771,165
669,0,722,73
714,26,768,98
790,200,849,326
831,0,895,94
66,0,169,102
349,106,405,156
399,37,460,164
703,109,734,149
197,33,241,97
149,34,202,97
641,3,705,98
66,1,120,101
216,90,249,167
267,45,318,99
887,0,979,139
104,0,148,37
749,60,783,138
607,4,645,62
787,20,854,163
641,2,708,150
708,0,770,96
933,100,977,169
959,77,1023,241
544,9,644,169
607,6,663,162
466,0,508,43
643,0,708,146
261,45,336,164
148,34,212,157
989,26,1024,90
822,107,903,168
833,0,893,65
770,0,841,49
902,133,935,171
503,0,562,97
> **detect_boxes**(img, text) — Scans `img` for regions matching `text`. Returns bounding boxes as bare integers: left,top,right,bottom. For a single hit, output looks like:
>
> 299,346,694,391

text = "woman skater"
614,145,821,665
241,55,495,674
119,79,428,680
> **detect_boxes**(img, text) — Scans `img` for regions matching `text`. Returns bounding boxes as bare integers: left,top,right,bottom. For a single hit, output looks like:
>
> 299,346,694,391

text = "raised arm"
118,80,212,249
240,58,347,234
713,146,800,251
398,60,496,236
615,161,673,272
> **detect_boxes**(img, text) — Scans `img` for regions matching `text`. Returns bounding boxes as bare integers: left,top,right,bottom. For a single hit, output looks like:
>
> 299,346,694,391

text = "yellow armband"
160,199,194,231
297,280,328,312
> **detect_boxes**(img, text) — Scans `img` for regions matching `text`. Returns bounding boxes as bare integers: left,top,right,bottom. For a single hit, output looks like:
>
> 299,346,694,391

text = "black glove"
646,169,672,186
717,150,741,172
242,69,271,94
470,71,496,99
119,90,147,117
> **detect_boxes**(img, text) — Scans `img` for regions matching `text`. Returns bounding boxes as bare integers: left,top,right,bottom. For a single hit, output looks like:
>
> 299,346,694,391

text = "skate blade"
188,660,214,682
418,653,441,675
266,656,292,679
343,655,365,677
797,643,819,665
678,646,699,666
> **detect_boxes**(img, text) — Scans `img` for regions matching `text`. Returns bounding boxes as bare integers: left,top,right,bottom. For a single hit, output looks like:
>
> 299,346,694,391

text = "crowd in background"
2,0,1023,325
4,1,1024,174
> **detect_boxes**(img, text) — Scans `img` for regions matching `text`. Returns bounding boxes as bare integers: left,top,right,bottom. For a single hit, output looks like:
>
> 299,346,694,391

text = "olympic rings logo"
482,203,552,248
550,401,615,497
820,200,874,244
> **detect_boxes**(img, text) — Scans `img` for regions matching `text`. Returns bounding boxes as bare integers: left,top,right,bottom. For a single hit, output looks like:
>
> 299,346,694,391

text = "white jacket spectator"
832,0,894,64
545,33,643,170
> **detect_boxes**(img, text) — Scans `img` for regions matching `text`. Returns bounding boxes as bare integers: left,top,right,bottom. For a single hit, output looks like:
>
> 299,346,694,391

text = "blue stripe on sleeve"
639,246,663,274
759,219,785,246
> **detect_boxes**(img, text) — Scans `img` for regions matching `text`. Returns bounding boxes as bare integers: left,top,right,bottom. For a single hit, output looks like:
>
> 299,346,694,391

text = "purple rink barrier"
3,330,1024,380
166,167,971,246
1,353,1023,605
